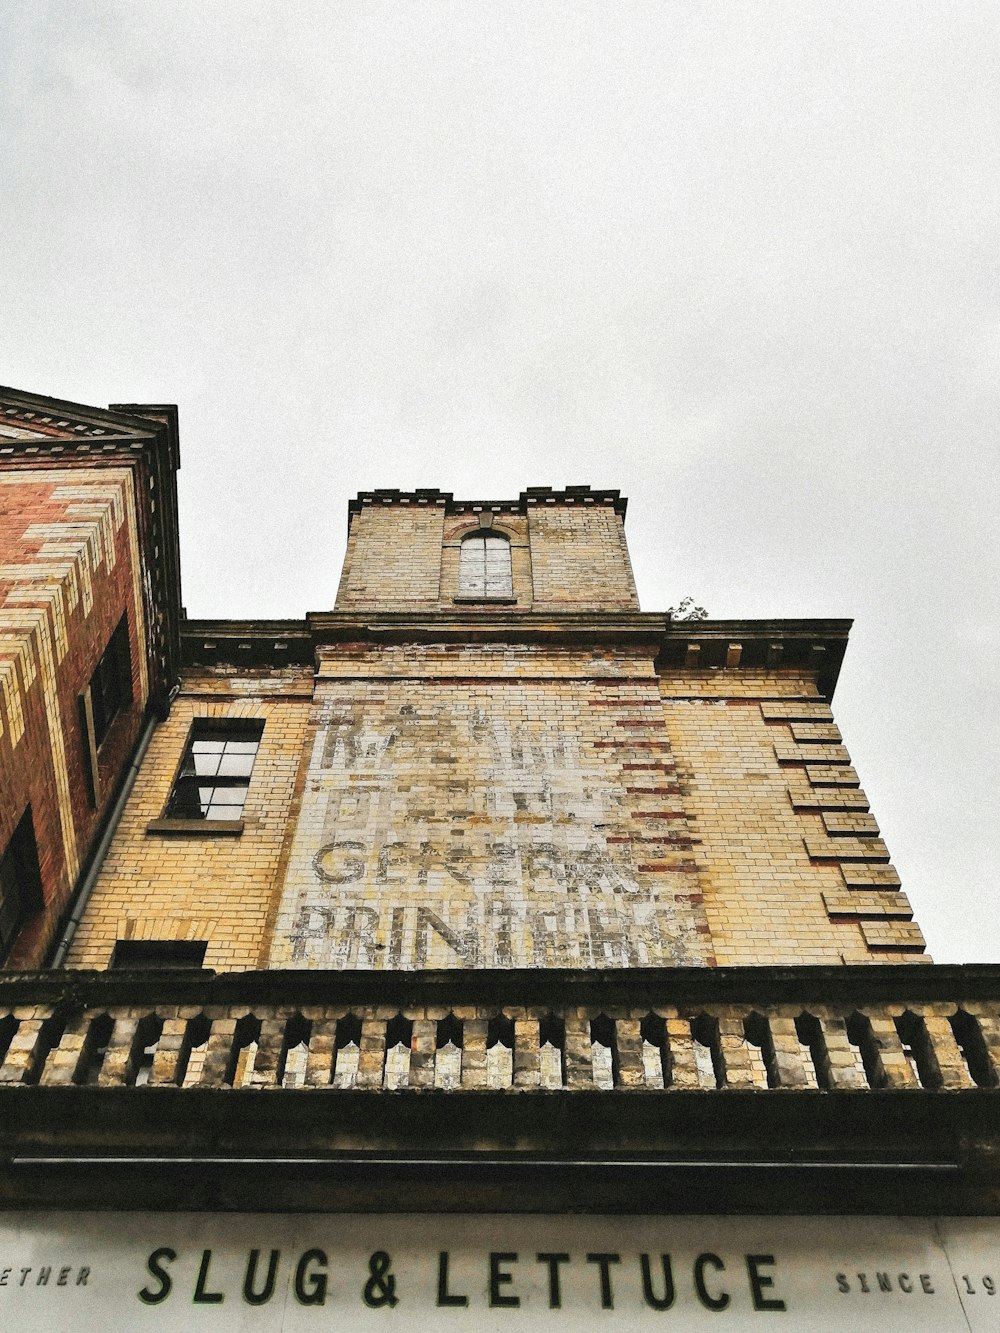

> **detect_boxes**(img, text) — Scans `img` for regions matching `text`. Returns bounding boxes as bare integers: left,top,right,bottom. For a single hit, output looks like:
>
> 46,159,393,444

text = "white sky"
2,3,997,961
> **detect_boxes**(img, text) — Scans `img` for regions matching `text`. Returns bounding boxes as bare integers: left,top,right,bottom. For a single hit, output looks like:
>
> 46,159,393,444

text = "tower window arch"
458,530,513,599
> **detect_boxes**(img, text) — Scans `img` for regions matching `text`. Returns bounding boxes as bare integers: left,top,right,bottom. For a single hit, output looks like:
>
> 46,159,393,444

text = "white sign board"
0,1213,997,1330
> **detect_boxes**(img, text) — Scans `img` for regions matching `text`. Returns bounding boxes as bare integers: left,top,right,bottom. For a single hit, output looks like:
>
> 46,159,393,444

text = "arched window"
459,531,512,599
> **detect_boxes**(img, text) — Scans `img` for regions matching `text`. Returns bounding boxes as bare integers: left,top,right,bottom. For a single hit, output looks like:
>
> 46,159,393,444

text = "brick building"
0,390,181,970
0,386,998,1328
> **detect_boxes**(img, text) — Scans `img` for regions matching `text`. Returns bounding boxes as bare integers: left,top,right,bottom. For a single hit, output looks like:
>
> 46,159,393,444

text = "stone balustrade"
0,965,997,1096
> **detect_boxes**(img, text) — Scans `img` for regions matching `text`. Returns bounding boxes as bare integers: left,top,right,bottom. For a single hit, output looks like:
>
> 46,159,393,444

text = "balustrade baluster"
817,1016,868,1089
461,1018,488,1089
768,1016,810,1088
149,1015,188,1086
963,1007,1000,1085
199,1014,238,1087
356,1019,387,1089
918,1011,972,1089
513,1018,540,1088
0,1011,51,1085
249,1015,289,1088
4,1014,48,1084
616,1018,644,1088
716,1013,755,1089
408,1019,437,1089
304,1016,338,1086
97,1015,140,1087
564,1012,592,1089
866,1013,918,1089
40,1012,92,1086
664,1016,700,1089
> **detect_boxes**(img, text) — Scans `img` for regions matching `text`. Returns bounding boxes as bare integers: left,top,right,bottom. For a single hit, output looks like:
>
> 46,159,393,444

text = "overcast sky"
2,3,997,962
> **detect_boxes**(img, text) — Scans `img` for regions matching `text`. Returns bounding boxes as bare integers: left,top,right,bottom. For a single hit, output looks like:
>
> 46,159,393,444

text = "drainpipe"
49,703,164,968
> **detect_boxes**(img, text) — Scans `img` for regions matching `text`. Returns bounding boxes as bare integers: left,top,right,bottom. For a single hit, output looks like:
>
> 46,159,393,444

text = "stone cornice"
660,617,852,699
181,614,854,697
307,608,669,646
181,619,313,667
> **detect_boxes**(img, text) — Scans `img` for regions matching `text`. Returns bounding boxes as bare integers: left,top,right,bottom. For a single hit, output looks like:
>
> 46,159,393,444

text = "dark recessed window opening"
458,532,513,599
111,939,208,970
89,616,133,747
0,808,43,964
166,718,264,821
79,615,133,806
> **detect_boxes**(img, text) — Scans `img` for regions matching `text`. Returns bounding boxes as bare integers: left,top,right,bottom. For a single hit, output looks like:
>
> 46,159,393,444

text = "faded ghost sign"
268,652,711,970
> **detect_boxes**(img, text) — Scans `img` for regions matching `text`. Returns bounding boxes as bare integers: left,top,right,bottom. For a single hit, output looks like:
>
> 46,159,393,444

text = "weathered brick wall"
659,669,925,964
0,465,148,965
267,643,711,970
527,505,639,609
66,667,313,970
99,656,925,974
335,503,445,609
336,496,639,612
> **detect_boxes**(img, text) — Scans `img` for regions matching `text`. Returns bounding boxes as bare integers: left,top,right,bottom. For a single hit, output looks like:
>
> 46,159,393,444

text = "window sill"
146,818,244,837
453,596,517,605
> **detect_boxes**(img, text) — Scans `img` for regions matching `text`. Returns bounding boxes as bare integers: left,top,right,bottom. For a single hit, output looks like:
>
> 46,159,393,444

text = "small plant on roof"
667,596,709,621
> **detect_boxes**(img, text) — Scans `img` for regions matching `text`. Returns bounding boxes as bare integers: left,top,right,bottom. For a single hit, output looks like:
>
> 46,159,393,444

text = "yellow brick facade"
336,502,446,609
66,667,313,969
660,668,922,964
68,488,926,971
526,504,638,609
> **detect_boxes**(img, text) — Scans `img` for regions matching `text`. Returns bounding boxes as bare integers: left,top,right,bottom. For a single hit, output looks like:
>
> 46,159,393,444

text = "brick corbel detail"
761,704,926,957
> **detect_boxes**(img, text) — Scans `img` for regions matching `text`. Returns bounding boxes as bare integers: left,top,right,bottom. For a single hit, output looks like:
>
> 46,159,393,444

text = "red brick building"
0,388,181,966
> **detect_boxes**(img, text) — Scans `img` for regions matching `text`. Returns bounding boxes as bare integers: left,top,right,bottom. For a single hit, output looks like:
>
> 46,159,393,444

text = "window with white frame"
164,719,264,822
458,531,513,599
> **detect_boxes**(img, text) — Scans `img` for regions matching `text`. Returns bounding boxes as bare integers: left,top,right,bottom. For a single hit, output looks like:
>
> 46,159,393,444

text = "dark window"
79,616,133,806
111,940,208,970
0,809,43,964
458,532,513,599
89,616,132,747
165,719,264,822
